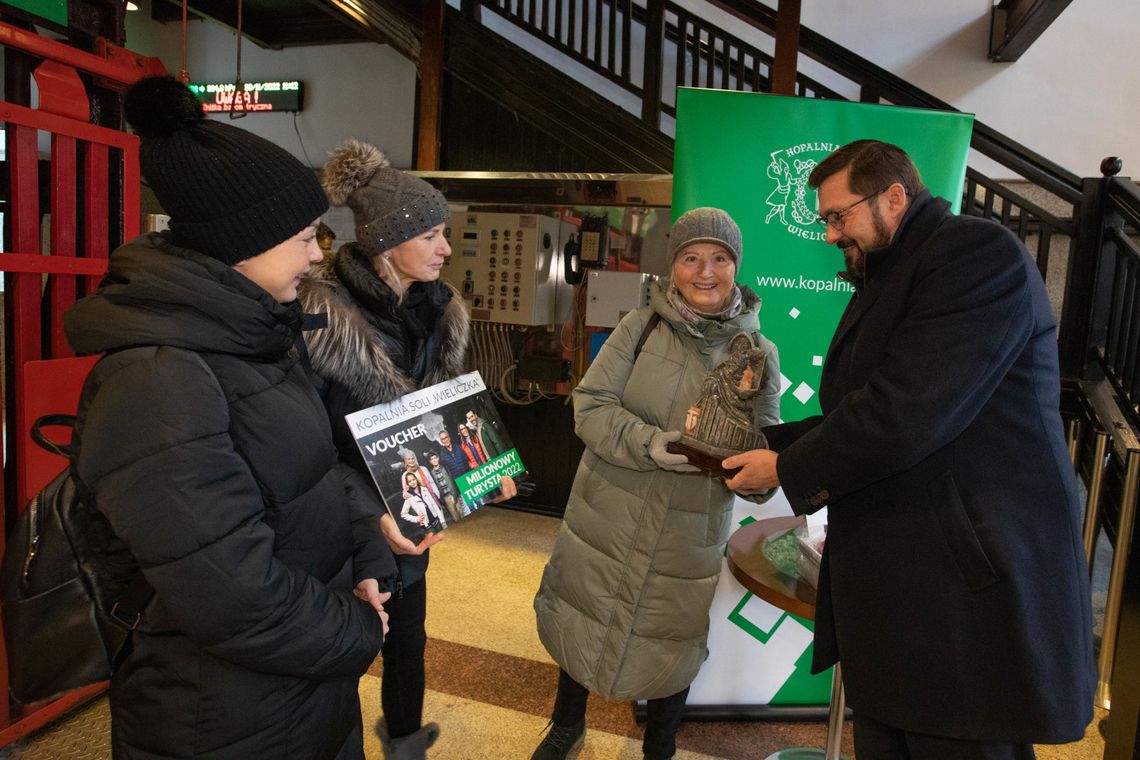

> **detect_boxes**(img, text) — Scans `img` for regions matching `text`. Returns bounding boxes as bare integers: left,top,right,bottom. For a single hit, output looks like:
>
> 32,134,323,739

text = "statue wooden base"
667,436,744,479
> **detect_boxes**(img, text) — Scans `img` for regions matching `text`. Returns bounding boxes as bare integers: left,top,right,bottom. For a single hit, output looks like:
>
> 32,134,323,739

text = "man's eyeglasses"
815,187,890,231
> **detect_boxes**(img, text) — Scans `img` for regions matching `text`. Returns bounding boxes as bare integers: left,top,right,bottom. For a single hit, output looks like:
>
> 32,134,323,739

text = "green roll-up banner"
7,0,67,25
676,89,974,707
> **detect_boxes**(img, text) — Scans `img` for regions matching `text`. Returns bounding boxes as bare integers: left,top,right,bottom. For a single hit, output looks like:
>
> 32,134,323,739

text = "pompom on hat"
667,207,743,267
123,76,328,264
322,139,448,257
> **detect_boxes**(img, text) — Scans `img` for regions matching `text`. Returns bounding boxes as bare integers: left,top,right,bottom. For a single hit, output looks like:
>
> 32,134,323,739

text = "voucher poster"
345,372,525,542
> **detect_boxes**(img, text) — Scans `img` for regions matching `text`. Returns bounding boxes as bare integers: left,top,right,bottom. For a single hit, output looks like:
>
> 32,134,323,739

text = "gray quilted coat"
534,279,780,700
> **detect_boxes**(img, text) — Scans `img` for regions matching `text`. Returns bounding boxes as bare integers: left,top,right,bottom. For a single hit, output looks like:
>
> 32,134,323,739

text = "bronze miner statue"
667,333,770,476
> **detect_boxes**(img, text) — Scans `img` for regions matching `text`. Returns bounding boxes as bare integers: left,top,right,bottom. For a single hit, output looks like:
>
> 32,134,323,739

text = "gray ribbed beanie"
668,207,742,265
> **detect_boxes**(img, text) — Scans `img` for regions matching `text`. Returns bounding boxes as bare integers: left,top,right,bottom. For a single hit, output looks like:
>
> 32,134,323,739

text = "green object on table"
761,530,802,577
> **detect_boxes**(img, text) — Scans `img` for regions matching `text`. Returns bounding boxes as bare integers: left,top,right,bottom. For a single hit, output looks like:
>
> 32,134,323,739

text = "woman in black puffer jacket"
64,77,394,760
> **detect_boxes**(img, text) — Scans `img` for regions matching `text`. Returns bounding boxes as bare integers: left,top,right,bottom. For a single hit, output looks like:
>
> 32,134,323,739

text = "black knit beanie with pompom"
124,75,328,264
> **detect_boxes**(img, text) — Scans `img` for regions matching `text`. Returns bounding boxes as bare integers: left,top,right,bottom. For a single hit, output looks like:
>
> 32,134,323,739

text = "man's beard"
842,246,865,280
837,203,892,280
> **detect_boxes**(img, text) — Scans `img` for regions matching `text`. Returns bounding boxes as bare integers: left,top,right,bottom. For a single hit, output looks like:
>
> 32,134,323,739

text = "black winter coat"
64,233,393,759
769,193,1096,743
298,244,469,587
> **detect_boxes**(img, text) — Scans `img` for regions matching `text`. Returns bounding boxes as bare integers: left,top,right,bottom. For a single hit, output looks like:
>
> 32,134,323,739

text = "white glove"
648,430,699,473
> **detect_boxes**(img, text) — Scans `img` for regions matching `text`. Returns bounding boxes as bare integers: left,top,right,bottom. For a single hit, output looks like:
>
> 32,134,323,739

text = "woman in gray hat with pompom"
298,139,515,759
531,208,781,760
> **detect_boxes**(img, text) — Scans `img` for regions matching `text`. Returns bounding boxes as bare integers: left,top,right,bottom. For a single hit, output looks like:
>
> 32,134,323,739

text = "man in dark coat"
725,140,1095,759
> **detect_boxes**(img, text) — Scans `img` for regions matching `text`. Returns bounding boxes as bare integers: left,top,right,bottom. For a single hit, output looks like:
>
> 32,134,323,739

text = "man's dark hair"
807,139,925,198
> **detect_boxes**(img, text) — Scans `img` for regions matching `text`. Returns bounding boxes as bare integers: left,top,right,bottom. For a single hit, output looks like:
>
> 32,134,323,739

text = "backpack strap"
632,312,661,363
31,412,155,632
109,574,155,634
30,414,79,459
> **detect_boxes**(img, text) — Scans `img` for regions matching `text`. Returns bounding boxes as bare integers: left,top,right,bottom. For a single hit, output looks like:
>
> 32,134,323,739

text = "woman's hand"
490,475,518,504
353,578,391,636
648,430,699,472
380,512,443,555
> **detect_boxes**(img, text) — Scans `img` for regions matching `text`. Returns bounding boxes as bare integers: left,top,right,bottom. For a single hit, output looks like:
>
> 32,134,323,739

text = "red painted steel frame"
0,23,159,742
0,23,164,86
2,100,141,509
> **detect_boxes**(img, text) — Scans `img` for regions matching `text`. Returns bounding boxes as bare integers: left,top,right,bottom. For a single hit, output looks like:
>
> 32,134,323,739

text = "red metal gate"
0,21,163,744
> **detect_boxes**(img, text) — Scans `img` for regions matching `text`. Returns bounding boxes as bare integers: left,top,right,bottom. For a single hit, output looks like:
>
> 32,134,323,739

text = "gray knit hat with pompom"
667,207,743,266
322,139,448,256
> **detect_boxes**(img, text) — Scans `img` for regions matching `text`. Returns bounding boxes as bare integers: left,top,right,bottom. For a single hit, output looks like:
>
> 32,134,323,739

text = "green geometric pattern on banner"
673,90,973,422
8,0,66,24
727,593,787,644
675,90,973,707
769,613,834,704
726,593,831,704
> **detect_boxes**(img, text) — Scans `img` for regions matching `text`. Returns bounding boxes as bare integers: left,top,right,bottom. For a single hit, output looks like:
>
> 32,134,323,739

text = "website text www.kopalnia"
755,274,855,293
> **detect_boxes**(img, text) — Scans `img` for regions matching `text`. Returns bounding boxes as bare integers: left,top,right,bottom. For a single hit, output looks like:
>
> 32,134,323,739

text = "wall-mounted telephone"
564,215,610,285
577,215,609,268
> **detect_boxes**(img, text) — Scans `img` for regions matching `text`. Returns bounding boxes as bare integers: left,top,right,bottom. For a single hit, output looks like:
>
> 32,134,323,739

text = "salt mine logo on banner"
762,141,839,243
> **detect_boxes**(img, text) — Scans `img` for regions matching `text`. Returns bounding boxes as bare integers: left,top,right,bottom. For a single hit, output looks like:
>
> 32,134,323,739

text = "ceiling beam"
989,0,1074,62
309,0,422,61
416,0,444,169
770,0,802,96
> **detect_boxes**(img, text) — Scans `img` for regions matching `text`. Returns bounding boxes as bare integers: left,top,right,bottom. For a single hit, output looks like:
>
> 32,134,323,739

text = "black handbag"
0,414,153,704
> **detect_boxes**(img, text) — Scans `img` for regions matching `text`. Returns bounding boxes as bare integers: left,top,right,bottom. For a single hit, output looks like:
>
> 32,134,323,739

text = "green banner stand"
8,0,67,25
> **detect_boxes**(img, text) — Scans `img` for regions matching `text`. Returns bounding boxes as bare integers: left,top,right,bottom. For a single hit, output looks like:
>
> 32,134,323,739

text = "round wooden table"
726,517,848,760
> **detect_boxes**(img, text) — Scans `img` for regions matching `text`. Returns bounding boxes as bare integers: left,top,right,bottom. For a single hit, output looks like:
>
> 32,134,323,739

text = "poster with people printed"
345,372,526,542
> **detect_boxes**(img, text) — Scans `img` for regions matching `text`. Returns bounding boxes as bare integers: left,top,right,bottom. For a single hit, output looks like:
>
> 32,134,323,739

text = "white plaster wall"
665,0,1138,180
123,0,417,168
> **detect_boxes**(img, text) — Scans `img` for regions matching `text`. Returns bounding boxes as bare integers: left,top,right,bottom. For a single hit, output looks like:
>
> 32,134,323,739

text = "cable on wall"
229,0,246,120
178,0,190,82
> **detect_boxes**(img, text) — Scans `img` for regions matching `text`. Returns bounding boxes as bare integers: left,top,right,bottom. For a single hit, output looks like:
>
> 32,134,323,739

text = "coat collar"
827,191,950,359
296,244,470,407
66,232,302,360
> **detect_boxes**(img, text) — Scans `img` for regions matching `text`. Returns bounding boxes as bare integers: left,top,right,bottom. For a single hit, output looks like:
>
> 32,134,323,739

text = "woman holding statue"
299,139,514,759
531,208,781,760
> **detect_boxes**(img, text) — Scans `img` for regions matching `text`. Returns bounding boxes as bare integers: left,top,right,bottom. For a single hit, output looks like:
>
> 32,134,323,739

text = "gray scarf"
667,281,744,323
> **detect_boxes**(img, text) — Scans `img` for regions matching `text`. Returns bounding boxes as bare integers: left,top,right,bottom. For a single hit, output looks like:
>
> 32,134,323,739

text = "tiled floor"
1,507,1111,759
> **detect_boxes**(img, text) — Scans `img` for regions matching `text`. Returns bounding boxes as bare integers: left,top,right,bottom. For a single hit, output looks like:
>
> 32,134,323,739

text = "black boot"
530,720,585,760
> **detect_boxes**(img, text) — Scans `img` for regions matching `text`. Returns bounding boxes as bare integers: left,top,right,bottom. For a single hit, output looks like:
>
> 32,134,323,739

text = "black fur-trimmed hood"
297,244,469,407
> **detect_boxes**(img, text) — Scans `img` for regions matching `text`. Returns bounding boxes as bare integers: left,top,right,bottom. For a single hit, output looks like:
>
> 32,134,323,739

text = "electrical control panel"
584,270,657,328
442,212,574,326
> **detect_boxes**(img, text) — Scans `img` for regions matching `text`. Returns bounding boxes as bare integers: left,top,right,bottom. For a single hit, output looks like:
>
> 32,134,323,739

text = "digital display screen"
188,81,304,113
462,231,479,240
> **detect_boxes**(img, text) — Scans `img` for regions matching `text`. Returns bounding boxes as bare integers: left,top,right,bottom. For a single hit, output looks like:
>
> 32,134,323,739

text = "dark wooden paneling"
498,398,582,516
441,78,596,172
989,0,1075,62
444,6,673,172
